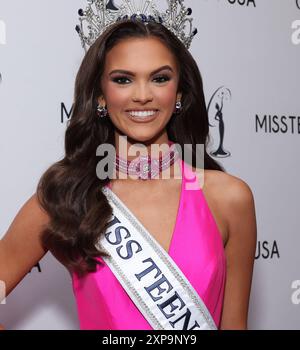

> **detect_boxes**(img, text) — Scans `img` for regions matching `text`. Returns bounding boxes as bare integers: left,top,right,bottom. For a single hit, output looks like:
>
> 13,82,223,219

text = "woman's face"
99,36,182,144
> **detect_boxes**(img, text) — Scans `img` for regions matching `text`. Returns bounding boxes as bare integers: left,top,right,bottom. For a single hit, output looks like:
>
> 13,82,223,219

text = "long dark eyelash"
154,75,171,83
111,77,131,84
111,75,171,85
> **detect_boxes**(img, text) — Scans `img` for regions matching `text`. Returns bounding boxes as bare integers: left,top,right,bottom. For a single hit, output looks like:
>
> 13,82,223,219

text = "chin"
124,129,163,144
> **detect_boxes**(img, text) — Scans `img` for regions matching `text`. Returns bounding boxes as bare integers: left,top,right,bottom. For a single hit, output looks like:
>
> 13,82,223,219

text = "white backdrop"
0,0,299,330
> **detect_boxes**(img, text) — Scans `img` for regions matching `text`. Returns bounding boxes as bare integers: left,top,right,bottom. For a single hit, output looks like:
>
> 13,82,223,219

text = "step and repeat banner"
0,0,299,329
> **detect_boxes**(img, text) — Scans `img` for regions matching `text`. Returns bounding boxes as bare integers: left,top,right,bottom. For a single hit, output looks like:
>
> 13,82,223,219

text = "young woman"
0,15,257,330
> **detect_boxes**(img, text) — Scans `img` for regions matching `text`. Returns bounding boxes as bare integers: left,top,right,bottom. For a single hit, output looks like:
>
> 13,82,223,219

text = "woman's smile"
126,109,160,123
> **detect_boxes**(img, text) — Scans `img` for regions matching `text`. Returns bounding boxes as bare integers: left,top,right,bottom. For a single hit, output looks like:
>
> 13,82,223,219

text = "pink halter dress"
72,159,226,330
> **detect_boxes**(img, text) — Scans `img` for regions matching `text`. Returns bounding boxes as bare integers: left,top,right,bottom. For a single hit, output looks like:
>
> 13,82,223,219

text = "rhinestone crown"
76,0,198,52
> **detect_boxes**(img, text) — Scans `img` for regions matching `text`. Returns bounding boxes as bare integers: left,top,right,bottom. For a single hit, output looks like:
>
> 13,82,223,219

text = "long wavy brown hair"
36,20,225,276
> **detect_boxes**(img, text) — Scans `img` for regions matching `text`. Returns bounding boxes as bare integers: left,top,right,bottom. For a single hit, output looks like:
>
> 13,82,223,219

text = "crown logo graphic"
76,0,198,51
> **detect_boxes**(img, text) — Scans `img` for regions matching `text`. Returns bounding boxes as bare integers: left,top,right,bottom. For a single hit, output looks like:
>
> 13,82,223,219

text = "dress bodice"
72,159,226,329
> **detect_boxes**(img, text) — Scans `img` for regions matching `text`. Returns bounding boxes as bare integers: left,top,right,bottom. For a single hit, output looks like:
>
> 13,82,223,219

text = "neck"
114,132,171,161
112,131,181,182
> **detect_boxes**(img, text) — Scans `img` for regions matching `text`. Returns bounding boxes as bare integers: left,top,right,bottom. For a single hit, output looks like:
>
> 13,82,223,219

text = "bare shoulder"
204,169,255,217
2,193,50,241
191,168,256,244
203,169,255,205
0,193,50,296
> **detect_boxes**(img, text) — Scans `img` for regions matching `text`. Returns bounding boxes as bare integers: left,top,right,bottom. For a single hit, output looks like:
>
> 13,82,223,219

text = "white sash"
97,186,217,330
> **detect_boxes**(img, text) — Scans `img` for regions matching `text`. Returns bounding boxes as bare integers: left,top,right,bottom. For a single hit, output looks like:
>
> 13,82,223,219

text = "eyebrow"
109,65,174,77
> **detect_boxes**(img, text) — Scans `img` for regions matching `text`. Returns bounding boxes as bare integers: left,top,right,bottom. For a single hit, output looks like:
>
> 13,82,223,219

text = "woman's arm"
219,178,257,330
0,194,49,299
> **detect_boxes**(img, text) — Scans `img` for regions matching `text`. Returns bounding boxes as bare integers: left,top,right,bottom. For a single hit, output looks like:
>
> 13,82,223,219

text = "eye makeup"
111,74,172,85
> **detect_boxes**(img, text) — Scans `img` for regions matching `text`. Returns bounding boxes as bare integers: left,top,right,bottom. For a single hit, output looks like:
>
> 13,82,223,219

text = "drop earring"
97,104,108,118
175,101,182,114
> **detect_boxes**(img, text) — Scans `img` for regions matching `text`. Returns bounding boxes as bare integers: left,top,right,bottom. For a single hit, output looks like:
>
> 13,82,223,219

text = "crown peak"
76,0,198,52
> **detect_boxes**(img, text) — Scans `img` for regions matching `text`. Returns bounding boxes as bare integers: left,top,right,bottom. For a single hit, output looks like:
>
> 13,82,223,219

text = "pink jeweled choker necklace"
114,141,180,180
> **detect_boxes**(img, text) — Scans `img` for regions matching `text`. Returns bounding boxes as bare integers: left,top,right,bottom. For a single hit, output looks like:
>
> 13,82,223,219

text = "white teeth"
129,110,157,118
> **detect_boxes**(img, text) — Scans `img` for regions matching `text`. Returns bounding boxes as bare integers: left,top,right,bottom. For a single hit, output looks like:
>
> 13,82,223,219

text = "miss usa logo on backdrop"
226,0,256,7
255,240,280,260
207,86,232,158
296,0,300,10
61,103,73,124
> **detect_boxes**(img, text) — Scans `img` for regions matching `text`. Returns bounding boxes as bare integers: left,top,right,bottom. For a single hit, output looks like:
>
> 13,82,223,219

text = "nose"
132,82,153,104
